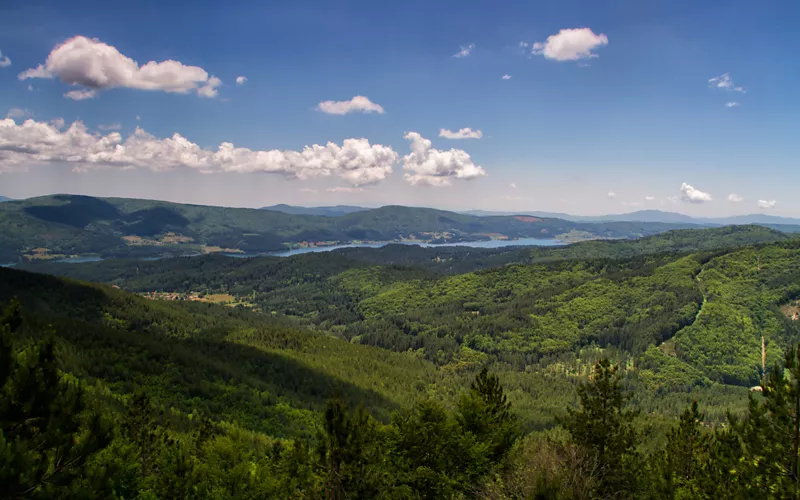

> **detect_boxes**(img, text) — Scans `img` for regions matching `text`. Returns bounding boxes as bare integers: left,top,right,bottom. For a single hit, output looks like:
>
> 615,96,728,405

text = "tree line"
5,301,800,499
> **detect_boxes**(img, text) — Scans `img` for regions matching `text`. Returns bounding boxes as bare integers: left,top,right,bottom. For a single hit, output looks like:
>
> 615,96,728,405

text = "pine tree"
124,390,173,486
563,358,639,498
722,344,800,499
0,300,112,498
658,401,711,498
458,367,519,463
317,396,384,499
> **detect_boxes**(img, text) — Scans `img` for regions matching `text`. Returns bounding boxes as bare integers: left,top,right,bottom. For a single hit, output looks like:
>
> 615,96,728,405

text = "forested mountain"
0,194,716,263
4,227,800,497
465,208,800,226
23,226,800,389
261,204,370,216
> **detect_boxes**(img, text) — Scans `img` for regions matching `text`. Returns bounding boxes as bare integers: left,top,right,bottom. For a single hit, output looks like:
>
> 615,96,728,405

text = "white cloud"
19,36,221,99
98,122,122,131
726,101,740,108
0,117,398,184
316,95,385,115
708,73,745,93
6,108,30,119
680,182,713,203
298,187,317,193
402,132,486,186
607,191,616,198
727,193,743,203
532,28,608,61
757,199,777,210
327,186,364,193
645,196,655,201
0,50,10,68
196,76,221,98
50,118,65,129
136,115,141,121
509,183,517,189
64,89,97,101
439,127,483,140
27,84,34,91
235,76,247,85
502,74,512,80
453,43,475,58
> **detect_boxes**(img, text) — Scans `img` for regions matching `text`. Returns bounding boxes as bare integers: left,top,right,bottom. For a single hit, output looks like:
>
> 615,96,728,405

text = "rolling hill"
261,203,370,216
0,194,709,262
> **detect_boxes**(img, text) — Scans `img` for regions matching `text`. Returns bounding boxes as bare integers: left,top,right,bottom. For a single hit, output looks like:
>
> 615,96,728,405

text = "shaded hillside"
0,194,710,262
23,226,800,389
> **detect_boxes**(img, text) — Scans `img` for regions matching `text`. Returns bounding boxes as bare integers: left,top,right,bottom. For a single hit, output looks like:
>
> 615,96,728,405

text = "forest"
0,194,748,262
3,224,800,498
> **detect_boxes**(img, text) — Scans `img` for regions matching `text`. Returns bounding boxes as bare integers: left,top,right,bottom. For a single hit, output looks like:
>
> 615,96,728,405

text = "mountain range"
261,204,800,226
0,194,717,262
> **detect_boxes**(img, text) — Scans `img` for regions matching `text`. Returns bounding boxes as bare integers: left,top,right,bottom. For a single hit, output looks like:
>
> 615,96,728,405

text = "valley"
4,213,800,498
0,194,726,263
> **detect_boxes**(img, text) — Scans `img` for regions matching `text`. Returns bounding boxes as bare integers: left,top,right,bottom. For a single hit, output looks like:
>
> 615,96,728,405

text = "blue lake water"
1,238,564,266
268,238,563,257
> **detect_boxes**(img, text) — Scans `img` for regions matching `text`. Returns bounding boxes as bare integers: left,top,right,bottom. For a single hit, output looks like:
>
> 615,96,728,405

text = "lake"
268,237,564,257
0,238,564,266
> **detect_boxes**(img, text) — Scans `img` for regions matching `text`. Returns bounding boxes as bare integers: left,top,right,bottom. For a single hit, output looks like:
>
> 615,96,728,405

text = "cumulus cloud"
680,182,713,203
0,50,10,68
708,73,745,93
509,183,517,189
532,28,608,61
645,196,655,201
327,186,364,193
607,191,616,198
502,74,512,80
6,108,30,119
439,127,483,140
19,36,222,99
235,76,247,85
453,43,475,58
50,118,65,129
98,123,122,131
197,76,221,98
316,95,384,115
757,199,777,209
726,101,740,108
402,132,486,186
64,89,97,101
0,117,398,184
727,193,743,203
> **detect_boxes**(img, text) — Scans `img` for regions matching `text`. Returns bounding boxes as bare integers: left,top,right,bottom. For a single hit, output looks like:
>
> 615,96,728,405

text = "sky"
1,0,799,216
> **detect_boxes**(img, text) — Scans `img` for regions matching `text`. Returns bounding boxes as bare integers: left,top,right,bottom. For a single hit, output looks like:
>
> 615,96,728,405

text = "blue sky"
1,0,798,216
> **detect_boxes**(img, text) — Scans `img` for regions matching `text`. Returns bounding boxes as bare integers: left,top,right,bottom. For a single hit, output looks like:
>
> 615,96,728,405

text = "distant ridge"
0,196,13,202
261,204,369,217
463,208,800,225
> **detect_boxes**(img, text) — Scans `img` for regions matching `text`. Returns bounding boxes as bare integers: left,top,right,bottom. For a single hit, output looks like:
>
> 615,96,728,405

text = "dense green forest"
0,194,736,262
26,226,800,388
4,224,800,497
5,286,800,498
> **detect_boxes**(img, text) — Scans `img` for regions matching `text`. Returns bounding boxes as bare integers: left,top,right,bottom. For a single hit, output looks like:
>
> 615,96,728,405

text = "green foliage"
0,300,113,498
458,367,519,462
563,359,640,498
